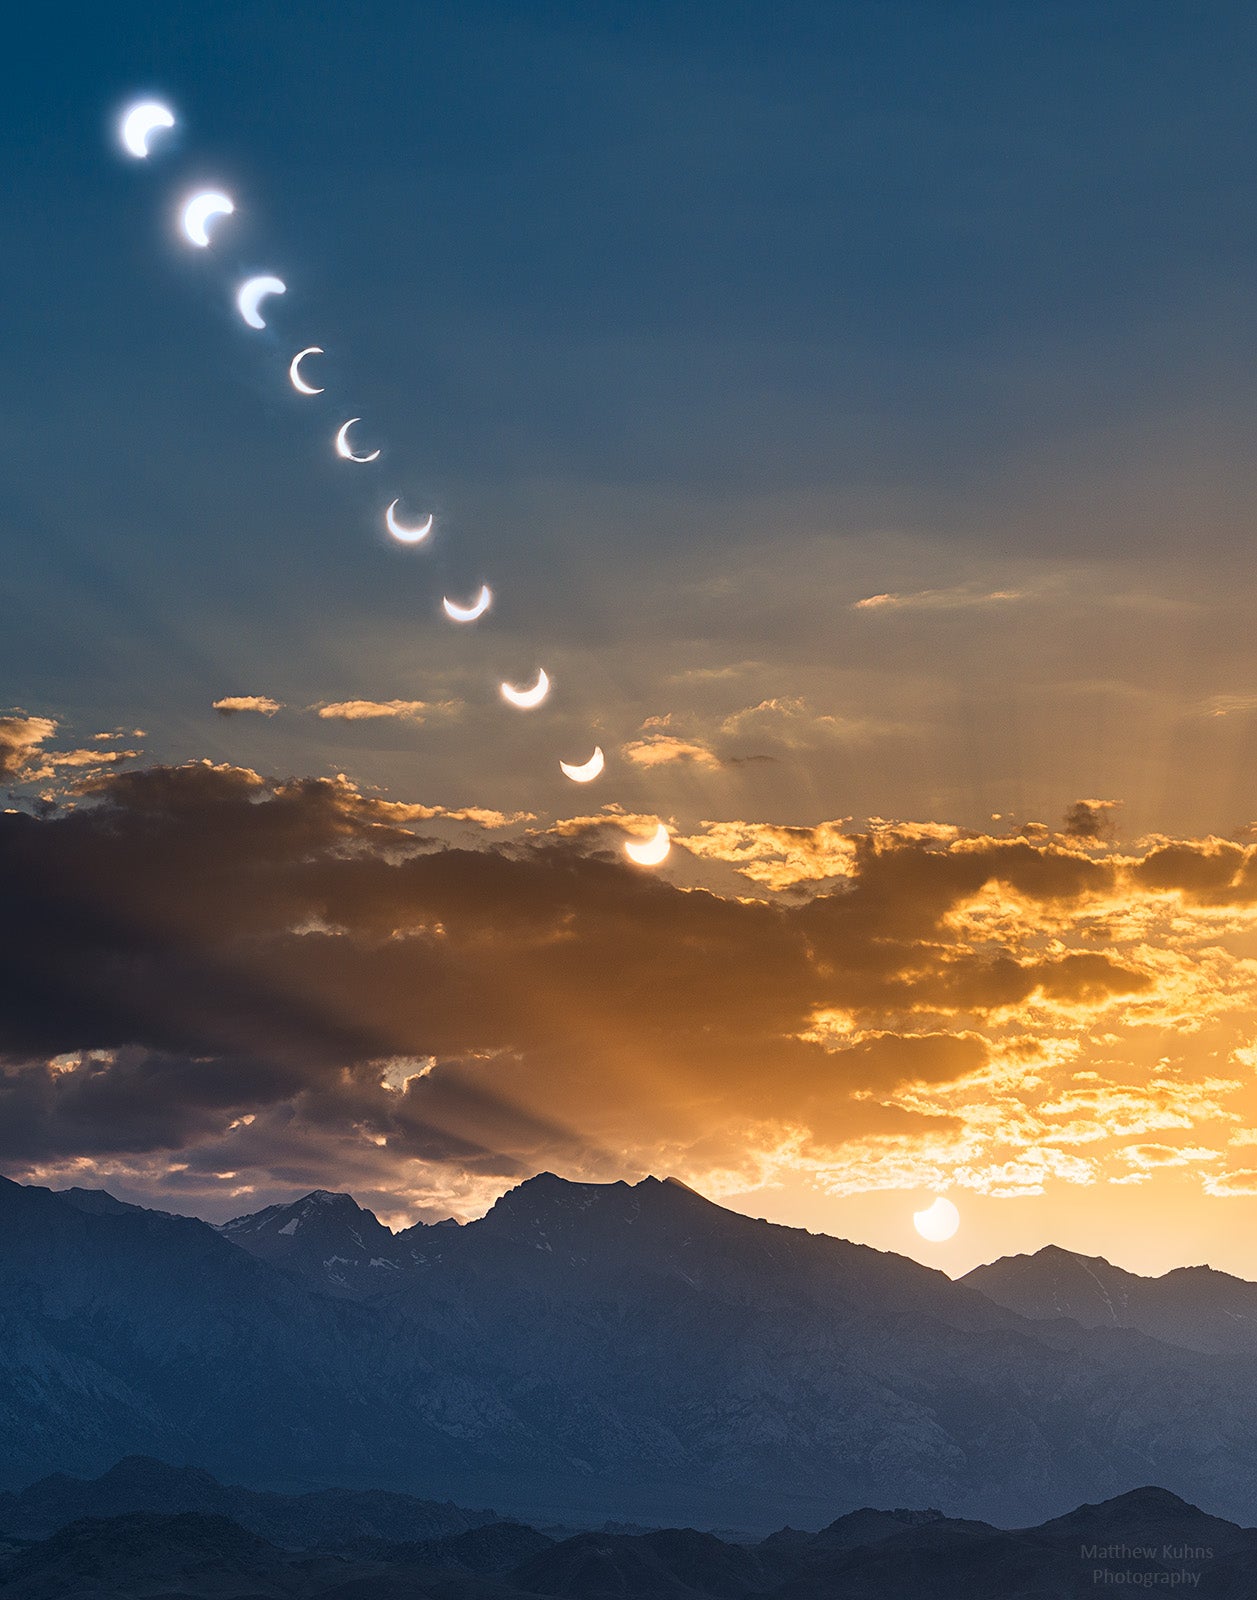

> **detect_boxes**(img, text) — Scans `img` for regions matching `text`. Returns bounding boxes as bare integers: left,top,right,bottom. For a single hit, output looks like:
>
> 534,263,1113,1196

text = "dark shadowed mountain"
53,1186,158,1219
0,1173,520,1496
963,1243,1257,1354
217,1188,434,1298
0,1484,1252,1598
9,1170,1257,1527
0,1454,495,1544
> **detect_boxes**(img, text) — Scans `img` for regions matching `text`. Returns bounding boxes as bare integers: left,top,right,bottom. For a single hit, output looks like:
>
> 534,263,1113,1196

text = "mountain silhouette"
0,1471,1250,1598
962,1243,1257,1354
0,1454,495,1544
5,1169,1257,1527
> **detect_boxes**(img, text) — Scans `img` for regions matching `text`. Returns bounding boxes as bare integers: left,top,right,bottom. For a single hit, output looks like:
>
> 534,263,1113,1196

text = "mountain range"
962,1242,1257,1354
4,1168,1257,1530
0,1462,1248,1598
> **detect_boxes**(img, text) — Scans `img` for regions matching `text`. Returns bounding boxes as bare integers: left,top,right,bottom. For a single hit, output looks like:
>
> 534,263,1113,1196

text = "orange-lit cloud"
622,733,721,769
852,585,1028,612
7,759,1257,1241
0,714,57,779
315,699,462,723
213,696,283,717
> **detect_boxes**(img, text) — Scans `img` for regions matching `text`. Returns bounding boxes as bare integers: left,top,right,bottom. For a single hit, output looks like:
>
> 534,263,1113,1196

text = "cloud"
622,734,721,769
315,698,462,723
48,749,140,769
213,696,283,717
1061,798,1121,840
1116,1143,1220,1170
718,697,876,747
1204,694,1257,719
0,717,138,791
5,757,1257,1219
0,715,57,780
681,820,855,889
852,586,1028,613
1203,1169,1257,1197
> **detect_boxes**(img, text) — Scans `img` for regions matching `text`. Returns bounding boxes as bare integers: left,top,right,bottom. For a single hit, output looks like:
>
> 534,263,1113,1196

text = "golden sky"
6,722,1257,1279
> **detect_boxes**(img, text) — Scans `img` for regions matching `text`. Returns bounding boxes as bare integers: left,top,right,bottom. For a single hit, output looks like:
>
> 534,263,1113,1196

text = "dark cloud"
1062,798,1120,841
3,761,1251,1207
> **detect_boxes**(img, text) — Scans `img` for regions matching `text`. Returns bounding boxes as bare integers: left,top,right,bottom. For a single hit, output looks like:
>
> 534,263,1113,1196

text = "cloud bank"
4,758,1257,1228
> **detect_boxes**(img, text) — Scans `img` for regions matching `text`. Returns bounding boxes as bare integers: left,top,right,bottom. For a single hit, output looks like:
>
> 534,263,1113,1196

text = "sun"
913,1196,960,1243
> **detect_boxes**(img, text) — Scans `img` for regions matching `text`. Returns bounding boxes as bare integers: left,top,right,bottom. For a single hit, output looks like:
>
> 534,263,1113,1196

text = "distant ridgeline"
0,1462,1247,1599
3,1170,1257,1532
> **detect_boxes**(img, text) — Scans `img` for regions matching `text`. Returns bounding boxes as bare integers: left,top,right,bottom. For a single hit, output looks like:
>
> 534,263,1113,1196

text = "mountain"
0,1512,294,1600
8,1169,1257,1526
369,1172,1257,1523
0,1173,514,1495
220,1188,462,1299
53,1186,157,1218
0,1486,1251,1598
963,1244,1257,1354
0,1454,495,1544
219,1188,425,1298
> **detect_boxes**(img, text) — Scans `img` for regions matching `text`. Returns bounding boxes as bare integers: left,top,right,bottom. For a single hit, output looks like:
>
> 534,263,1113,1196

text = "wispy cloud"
720,696,877,745
315,699,462,723
48,748,140,769
1203,694,1257,719
852,586,1028,613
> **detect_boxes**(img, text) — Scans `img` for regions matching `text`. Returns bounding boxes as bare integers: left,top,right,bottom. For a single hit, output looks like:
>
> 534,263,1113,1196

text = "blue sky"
11,3,1257,1264
5,0,1257,830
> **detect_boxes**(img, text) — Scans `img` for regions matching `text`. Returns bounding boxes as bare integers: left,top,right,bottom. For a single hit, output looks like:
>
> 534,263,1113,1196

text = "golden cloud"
852,585,1028,612
622,734,721,769
0,714,57,779
10,757,1257,1224
315,699,462,722
213,696,283,717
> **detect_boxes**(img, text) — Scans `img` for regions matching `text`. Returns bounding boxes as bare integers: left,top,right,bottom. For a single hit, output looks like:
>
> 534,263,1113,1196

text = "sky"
6,0,1257,1276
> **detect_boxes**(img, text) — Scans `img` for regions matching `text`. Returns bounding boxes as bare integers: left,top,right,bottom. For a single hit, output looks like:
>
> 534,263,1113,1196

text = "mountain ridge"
0,1468,1248,1600
962,1241,1257,1354
6,1169,1257,1526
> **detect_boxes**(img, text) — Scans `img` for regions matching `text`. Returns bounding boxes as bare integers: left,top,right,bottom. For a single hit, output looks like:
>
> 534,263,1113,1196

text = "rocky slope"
5,1170,1257,1526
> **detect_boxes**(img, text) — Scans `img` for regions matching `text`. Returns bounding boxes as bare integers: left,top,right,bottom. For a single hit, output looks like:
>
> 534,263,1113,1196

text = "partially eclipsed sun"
913,1196,960,1243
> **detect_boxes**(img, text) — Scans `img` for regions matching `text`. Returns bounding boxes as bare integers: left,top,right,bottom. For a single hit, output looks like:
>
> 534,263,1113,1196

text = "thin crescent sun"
500,668,550,709
120,101,175,159
289,347,324,395
443,586,492,622
335,419,381,463
236,275,286,330
181,191,234,248
559,748,604,783
386,501,434,543
624,823,671,867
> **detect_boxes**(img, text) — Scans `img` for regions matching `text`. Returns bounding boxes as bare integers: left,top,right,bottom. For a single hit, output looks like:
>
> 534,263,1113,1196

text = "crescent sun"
443,586,492,622
559,747,604,783
335,419,381,463
913,1196,960,1242
236,275,286,330
500,668,550,709
386,500,433,543
120,101,175,159
289,347,325,395
181,191,234,247
624,823,671,867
